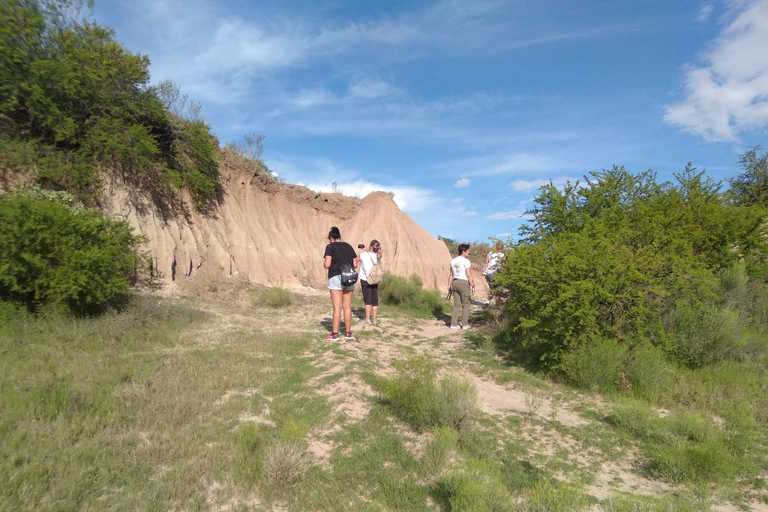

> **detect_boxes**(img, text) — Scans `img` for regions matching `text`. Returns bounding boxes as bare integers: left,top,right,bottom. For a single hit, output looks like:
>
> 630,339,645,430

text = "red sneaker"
344,331,355,340
324,333,339,341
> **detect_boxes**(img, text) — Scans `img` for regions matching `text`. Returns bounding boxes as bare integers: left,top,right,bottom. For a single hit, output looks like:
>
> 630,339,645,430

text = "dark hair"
328,226,341,240
458,243,470,256
370,239,382,259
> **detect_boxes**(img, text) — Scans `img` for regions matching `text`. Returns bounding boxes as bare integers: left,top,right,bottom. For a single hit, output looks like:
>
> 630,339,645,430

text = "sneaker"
462,325,471,330
360,319,371,325
344,331,356,340
450,325,461,330
324,333,339,341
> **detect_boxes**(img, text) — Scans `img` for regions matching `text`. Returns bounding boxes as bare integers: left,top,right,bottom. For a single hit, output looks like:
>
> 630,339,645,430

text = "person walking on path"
323,227,359,341
358,239,382,325
448,243,475,329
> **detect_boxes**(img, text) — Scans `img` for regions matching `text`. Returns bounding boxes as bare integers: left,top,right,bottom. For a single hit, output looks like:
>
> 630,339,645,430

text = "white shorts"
328,274,355,291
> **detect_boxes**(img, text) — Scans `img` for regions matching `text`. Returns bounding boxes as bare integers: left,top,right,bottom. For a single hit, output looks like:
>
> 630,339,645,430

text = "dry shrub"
263,440,310,484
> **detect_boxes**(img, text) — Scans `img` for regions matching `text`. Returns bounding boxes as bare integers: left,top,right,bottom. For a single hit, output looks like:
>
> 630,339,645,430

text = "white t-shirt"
450,256,471,281
359,251,378,281
486,251,503,274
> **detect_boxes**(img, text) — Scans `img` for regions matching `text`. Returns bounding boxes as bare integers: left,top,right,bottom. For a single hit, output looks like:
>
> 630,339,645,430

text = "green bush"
665,301,742,369
0,193,144,314
497,163,768,370
442,460,516,512
421,426,459,472
627,343,672,402
378,273,444,317
558,338,627,392
521,478,590,512
0,0,220,205
252,287,292,308
384,354,480,434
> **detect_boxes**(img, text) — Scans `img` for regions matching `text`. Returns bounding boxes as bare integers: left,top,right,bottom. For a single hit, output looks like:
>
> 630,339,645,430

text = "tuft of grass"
263,440,311,484
421,426,459,472
251,287,293,308
558,338,627,393
440,459,517,512
384,354,480,435
378,273,444,318
521,478,590,512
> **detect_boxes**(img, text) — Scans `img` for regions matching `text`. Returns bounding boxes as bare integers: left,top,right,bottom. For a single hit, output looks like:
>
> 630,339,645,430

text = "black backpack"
335,245,358,286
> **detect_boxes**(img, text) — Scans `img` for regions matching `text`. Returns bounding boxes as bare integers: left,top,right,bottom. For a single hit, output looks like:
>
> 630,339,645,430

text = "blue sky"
91,0,768,242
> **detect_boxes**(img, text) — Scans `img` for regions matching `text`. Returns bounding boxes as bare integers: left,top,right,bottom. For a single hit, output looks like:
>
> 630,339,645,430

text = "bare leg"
372,305,378,322
330,289,343,333
342,290,354,334
364,304,372,321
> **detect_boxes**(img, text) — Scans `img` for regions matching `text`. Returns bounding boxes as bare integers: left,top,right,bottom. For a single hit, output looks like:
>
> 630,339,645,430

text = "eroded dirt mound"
100,150,452,291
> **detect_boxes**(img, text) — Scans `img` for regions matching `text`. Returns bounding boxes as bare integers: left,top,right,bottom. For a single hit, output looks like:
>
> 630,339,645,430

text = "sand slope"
99,152,452,291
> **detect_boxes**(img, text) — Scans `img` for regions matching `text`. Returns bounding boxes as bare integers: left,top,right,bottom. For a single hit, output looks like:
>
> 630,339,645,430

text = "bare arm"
323,255,332,269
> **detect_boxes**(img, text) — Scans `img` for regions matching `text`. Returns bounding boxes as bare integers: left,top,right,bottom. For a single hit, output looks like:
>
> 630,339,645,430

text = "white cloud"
697,4,715,23
305,179,440,212
664,0,768,142
455,178,470,187
509,176,573,192
348,77,401,99
453,198,464,203
487,209,525,220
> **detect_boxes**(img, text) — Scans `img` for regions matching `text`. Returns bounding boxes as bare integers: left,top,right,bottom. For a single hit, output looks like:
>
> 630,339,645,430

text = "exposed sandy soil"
99,151,454,292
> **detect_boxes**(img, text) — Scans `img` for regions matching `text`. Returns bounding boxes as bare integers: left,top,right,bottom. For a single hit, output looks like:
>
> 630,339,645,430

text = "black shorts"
361,279,379,306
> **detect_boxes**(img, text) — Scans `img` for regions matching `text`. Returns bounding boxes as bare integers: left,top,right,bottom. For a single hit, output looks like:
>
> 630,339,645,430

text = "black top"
324,241,357,279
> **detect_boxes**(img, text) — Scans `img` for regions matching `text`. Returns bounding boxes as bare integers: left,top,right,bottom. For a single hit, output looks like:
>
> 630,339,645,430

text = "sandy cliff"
99,152,453,291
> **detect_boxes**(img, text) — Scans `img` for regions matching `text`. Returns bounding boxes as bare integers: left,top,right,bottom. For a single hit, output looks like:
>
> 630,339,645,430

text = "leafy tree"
728,146,768,207
0,0,220,205
498,163,768,370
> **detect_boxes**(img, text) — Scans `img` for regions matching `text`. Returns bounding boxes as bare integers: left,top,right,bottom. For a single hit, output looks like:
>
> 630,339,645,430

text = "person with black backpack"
323,227,359,341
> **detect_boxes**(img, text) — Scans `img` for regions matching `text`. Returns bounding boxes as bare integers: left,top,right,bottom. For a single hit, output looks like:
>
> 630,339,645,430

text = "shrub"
665,301,742,369
378,273,444,317
433,376,480,435
627,343,672,402
263,440,310,484
0,194,144,314
442,460,516,512
384,354,480,434
384,354,439,430
421,426,459,472
252,287,292,308
521,478,590,512
649,439,736,484
558,338,627,392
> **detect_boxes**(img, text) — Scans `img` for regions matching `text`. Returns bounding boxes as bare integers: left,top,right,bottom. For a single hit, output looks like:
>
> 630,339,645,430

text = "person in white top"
484,241,505,306
359,239,382,324
447,243,475,329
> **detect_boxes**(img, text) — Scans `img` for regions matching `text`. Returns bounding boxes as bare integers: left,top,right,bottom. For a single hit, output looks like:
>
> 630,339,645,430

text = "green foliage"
421,426,459,471
384,354,480,434
0,0,220,205
498,164,768,369
441,459,517,512
664,301,742,369
607,404,744,485
251,287,293,308
521,478,590,512
378,272,444,317
558,338,627,393
0,193,144,313
728,146,768,207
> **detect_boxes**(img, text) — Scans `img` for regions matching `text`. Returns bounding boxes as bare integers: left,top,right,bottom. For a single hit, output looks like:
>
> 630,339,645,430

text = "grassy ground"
1,284,767,511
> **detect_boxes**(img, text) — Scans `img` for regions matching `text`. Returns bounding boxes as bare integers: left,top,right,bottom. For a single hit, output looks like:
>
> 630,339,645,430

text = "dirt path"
191,283,768,511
